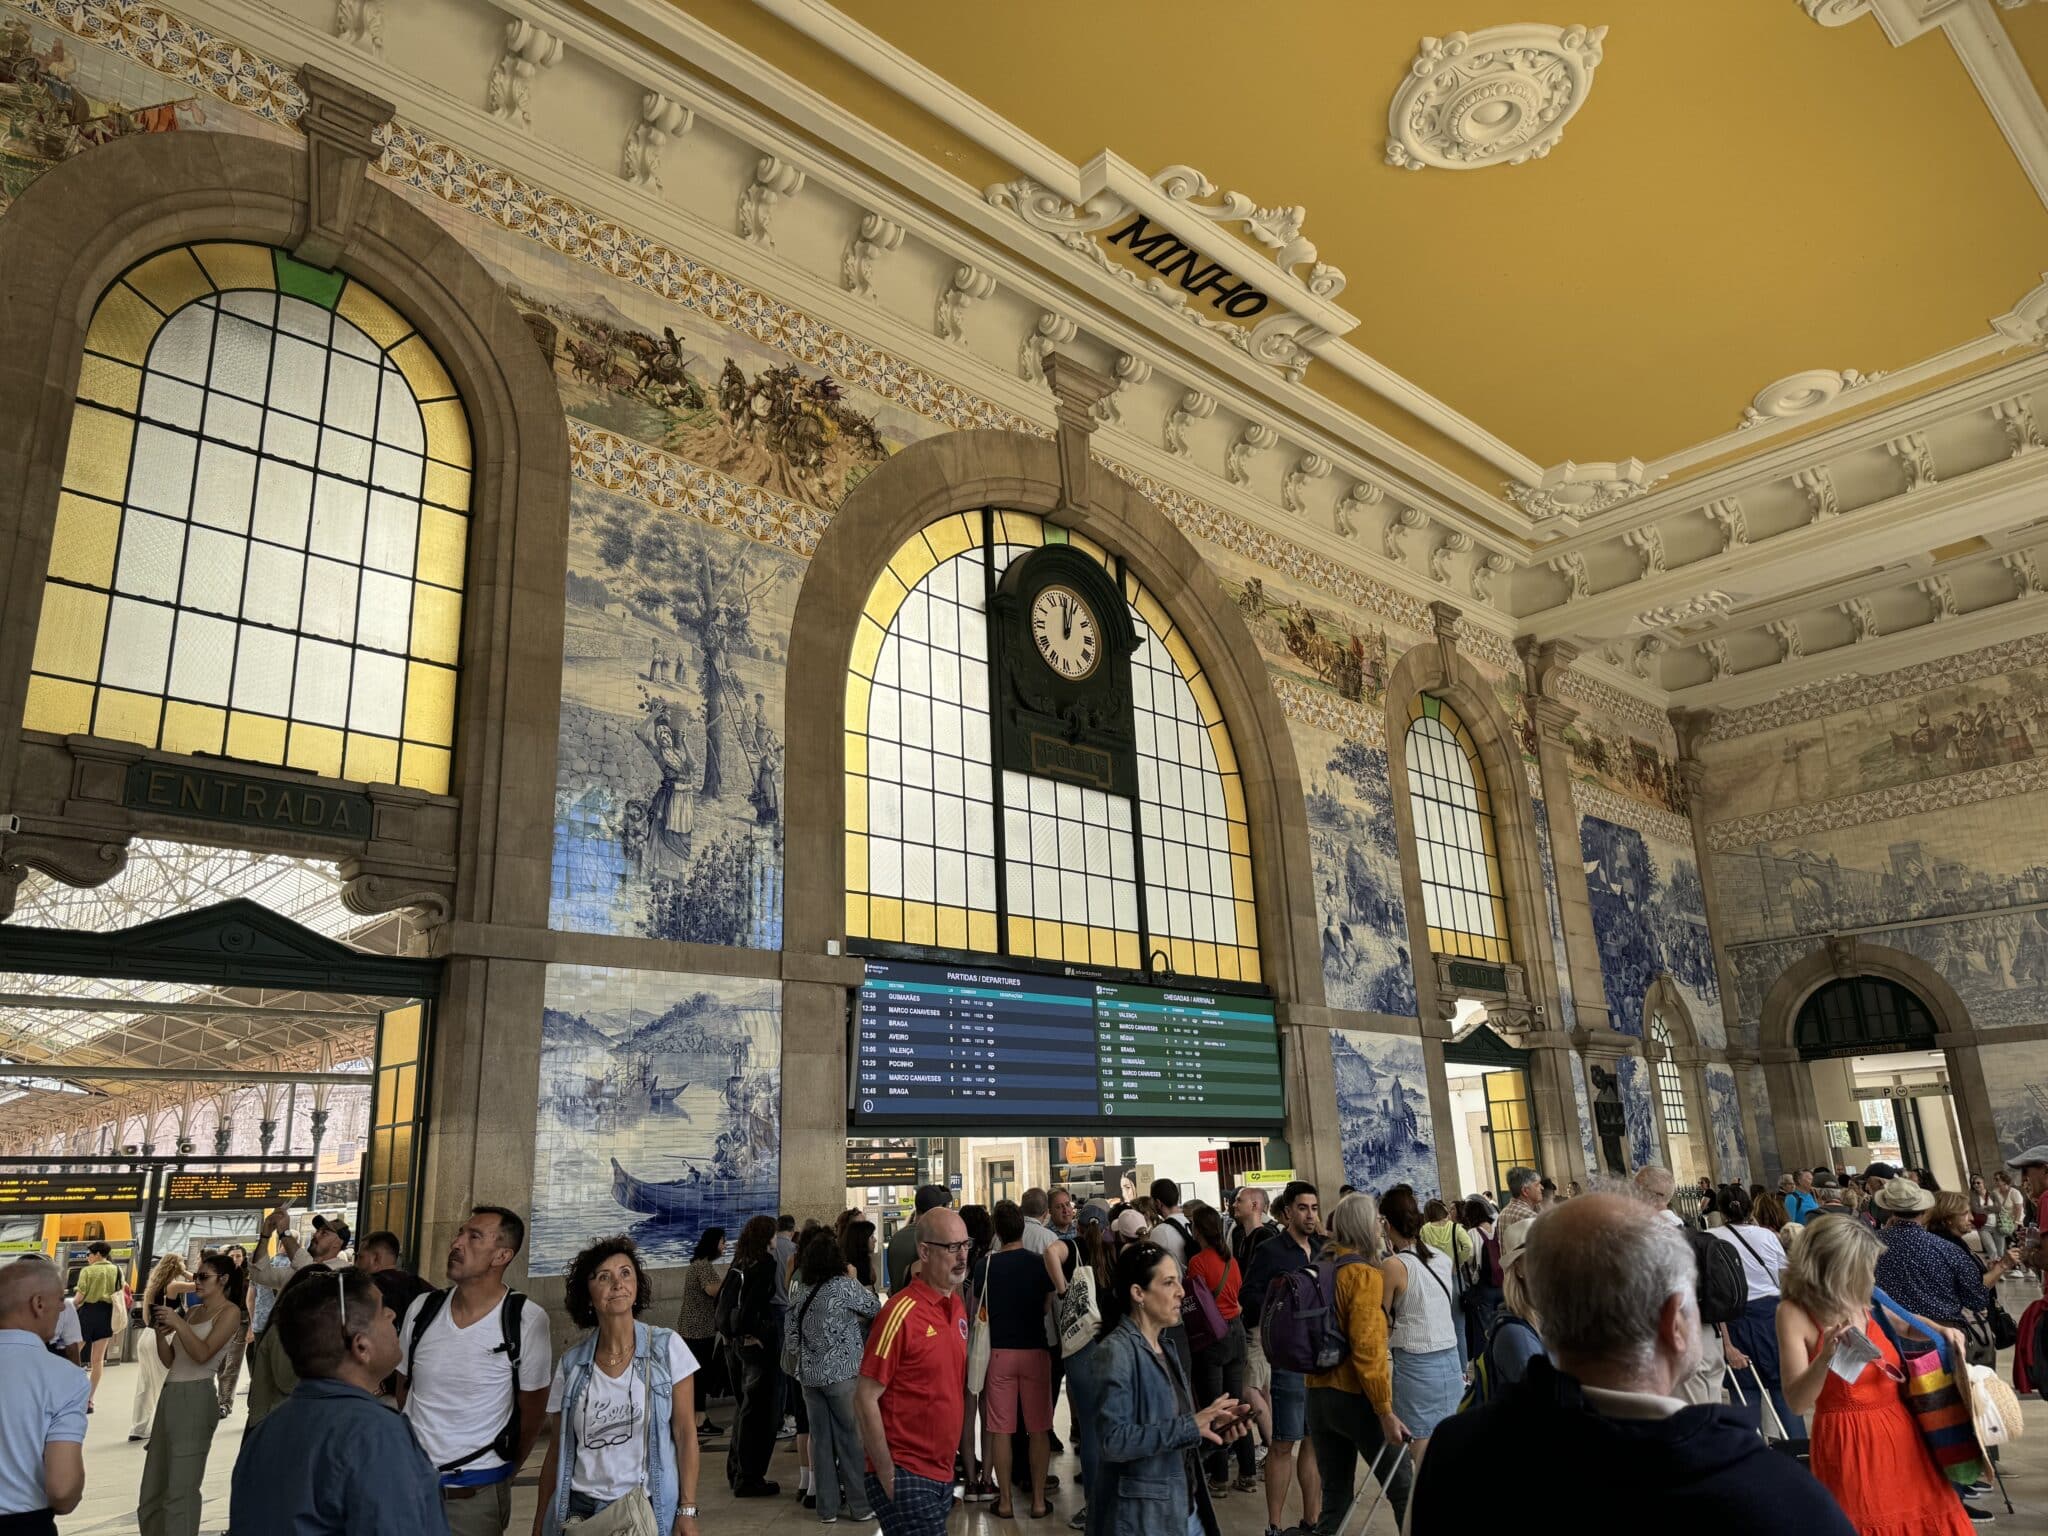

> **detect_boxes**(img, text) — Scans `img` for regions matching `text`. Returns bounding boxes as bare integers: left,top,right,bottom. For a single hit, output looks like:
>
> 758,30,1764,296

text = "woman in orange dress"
1777,1216,1972,1536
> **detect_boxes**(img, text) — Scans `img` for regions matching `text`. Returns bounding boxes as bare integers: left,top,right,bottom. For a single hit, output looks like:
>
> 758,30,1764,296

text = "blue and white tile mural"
1617,1053,1657,1172
1580,817,1724,1046
1745,1064,1779,1182
550,481,798,946
1703,1064,1750,1185
1569,1053,1599,1175
1331,1030,1438,1199
1299,721,1417,1017
529,965,781,1271
1980,1039,2048,1162
1532,799,1578,1030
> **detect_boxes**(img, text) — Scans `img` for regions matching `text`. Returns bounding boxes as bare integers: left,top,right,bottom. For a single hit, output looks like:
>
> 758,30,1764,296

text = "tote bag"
1872,1288,1985,1489
967,1255,992,1394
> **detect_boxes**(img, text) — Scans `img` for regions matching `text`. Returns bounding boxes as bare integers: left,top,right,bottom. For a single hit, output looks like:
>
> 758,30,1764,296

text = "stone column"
780,957,868,1221
1762,1048,1831,1173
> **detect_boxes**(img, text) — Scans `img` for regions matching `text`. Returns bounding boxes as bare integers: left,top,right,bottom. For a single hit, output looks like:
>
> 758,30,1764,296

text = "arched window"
1650,1013,1690,1140
23,243,470,793
1402,694,1509,964
843,510,1257,982
1795,976,1937,1058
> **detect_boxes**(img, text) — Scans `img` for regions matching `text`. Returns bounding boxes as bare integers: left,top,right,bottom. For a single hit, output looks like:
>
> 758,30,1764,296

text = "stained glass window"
23,244,471,794
844,510,1257,982
1403,695,1510,965
1650,1014,1690,1138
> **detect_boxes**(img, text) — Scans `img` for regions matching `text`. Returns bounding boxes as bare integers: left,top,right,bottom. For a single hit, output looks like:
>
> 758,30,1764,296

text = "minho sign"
124,763,373,837
1101,216,1271,319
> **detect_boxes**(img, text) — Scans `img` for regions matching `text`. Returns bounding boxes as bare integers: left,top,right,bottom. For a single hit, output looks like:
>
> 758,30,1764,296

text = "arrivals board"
0,1172,145,1213
161,1172,312,1210
851,959,1283,1131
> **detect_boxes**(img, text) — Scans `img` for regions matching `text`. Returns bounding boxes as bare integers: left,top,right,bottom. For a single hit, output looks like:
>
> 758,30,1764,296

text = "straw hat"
1872,1176,1935,1215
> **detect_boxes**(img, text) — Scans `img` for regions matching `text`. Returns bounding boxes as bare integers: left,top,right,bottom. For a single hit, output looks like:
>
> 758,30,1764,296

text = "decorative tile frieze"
1556,668,1670,737
1573,779,1693,846
1269,673,1386,747
1707,631,2048,740
1704,750,2048,851
565,422,830,555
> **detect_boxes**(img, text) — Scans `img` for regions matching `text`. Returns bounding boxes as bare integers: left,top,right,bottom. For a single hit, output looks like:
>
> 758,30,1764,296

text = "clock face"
1030,584,1101,681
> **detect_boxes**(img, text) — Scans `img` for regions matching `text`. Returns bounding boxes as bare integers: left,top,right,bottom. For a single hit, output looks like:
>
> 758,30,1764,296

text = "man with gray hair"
1632,1165,1747,1407
0,1257,89,1532
1496,1167,1543,1243
1406,1195,1853,1535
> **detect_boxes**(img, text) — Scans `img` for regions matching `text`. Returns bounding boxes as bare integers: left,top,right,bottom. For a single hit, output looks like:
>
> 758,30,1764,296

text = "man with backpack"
1633,1167,1747,1406
396,1206,552,1535
1241,1181,1325,1536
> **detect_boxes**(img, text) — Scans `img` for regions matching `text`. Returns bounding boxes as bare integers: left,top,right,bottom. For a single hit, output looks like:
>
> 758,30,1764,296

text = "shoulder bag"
1871,1288,1986,1490
967,1254,993,1394
562,1343,660,1535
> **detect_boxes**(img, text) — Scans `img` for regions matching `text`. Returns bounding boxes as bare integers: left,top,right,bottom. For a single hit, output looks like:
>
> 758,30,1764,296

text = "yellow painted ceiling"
711,0,2048,477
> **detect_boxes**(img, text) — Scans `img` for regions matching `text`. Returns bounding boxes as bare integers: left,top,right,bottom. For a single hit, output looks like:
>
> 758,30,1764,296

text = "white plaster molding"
1549,550,1591,599
1886,431,1937,490
1334,481,1382,540
1385,506,1428,564
1739,367,1883,429
1765,618,1804,661
1099,353,1152,426
1163,389,1216,458
1800,0,1872,23
1917,573,1960,620
1225,421,1280,485
1507,458,1653,526
841,210,906,297
1018,312,1079,383
1281,451,1332,512
1996,275,2048,346
1472,550,1514,603
1631,635,1667,681
737,153,806,245
1636,590,1736,630
935,264,997,344
333,0,382,55
1699,637,1731,679
1793,465,1840,519
485,17,561,128
1704,497,1749,550
1843,596,1881,640
621,90,693,189
1992,395,2043,456
1623,525,1666,575
1385,25,1608,172
1150,164,1348,299
1430,529,1474,583
2006,549,2046,595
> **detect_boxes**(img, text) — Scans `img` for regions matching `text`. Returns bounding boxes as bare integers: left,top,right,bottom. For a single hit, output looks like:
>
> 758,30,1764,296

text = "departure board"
161,1172,312,1210
852,960,1282,1130
0,1172,145,1213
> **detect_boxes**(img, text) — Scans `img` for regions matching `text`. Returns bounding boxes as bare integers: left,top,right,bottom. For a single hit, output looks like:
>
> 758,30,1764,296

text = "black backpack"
1684,1227,1749,1326
407,1289,528,1472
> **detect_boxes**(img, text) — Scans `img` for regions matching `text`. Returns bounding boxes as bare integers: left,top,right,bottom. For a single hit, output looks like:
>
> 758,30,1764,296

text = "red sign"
1198,1150,1218,1172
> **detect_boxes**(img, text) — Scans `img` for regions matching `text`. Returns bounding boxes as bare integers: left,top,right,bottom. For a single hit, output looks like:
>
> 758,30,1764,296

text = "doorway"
1442,1019,1537,1200
1796,976,1971,1183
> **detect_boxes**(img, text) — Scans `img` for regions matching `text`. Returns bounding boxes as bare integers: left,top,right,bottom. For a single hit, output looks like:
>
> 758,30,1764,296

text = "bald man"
0,1258,90,1533
855,1210,971,1536
1408,1196,1853,1536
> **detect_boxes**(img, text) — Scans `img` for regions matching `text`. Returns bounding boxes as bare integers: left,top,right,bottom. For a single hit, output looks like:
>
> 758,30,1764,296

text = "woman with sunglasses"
138,1252,244,1536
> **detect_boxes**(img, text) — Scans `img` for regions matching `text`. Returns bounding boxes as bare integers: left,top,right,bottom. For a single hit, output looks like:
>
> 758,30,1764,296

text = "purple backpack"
1181,1266,1228,1352
1262,1254,1362,1374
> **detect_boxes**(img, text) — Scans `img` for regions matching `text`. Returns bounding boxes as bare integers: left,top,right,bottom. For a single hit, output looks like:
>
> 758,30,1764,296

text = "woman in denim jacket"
1087,1242,1250,1536
534,1237,702,1536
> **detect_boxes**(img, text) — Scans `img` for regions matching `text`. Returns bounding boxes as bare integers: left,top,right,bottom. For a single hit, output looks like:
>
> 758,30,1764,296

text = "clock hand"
1062,597,1073,640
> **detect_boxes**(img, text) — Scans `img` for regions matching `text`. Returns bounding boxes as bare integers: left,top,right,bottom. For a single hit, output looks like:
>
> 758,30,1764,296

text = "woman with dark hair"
676,1227,727,1441
1090,1242,1247,1536
534,1235,701,1536
1185,1203,1255,1496
957,1204,996,1503
1455,1197,1501,1363
843,1219,878,1294
1706,1184,1797,1436
1374,1186,1460,1475
1062,1218,1114,1531
138,1252,243,1536
791,1229,880,1524
723,1214,784,1497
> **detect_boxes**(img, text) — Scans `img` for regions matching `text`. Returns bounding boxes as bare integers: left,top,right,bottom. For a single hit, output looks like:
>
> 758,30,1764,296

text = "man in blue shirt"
1870,1177,2021,1327
0,1257,89,1534
1783,1169,1819,1226
229,1264,449,1534
1241,1181,1325,1536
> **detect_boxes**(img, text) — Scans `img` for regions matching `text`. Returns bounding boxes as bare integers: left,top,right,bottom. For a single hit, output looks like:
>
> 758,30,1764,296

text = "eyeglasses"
918,1239,972,1255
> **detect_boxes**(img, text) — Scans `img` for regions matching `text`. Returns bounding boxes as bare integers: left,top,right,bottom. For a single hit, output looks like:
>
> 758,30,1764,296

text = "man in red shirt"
855,1208,971,1536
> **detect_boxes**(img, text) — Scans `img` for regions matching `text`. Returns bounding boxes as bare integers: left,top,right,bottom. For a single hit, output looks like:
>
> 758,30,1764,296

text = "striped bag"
1872,1287,1984,1489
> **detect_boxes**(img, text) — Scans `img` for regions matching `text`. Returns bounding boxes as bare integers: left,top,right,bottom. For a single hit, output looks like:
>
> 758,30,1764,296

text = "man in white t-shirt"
398,1206,553,1536
251,1205,350,1290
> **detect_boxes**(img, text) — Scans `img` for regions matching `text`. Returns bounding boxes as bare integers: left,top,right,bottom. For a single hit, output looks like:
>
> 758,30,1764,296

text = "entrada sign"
124,763,374,837
1102,216,1271,319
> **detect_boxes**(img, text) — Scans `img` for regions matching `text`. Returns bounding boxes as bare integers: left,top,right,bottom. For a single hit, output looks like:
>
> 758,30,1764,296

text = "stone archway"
1642,972,1716,1180
1758,936,1999,1180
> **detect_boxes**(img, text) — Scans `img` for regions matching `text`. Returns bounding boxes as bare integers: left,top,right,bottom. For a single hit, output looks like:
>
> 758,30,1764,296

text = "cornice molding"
1704,750,2048,850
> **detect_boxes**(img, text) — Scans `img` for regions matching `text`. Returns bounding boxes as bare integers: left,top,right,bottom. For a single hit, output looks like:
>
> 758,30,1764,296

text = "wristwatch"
679,1506,699,1519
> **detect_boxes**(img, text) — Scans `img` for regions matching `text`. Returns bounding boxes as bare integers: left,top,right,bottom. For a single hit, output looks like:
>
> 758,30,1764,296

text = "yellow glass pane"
31,583,106,681
76,355,141,415
1067,528,1111,570
845,831,868,890
1216,944,1242,981
1133,585,1173,640
1228,821,1251,857
1208,722,1238,776
47,494,121,587
1089,927,1115,967
1231,856,1253,900
336,280,411,351
1008,915,1035,957
286,722,345,778
997,511,1043,547
937,906,968,952
1169,937,1196,976
1236,900,1257,941
343,732,400,784
1162,628,1201,685
1194,941,1218,978
1115,931,1141,971
23,675,94,735
226,711,288,763
402,662,456,747
887,535,938,595
860,570,909,631
1062,922,1088,961
845,674,871,731
192,243,276,295
416,507,468,589
126,249,214,315
1186,672,1221,728
423,460,471,514
399,742,451,794
904,903,936,947
391,334,456,402
922,513,974,562
409,584,462,664
844,778,868,835
845,892,868,939
373,1075,397,1128
94,688,161,746
844,730,867,776
967,909,998,954
160,701,225,757
1238,946,1261,984
420,400,470,468
869,897,903,943
382,1005,421,1066
1036,919,1063,958
848,616,885,680
61,406,135,503
1222,776,1247,823
82,283,165,366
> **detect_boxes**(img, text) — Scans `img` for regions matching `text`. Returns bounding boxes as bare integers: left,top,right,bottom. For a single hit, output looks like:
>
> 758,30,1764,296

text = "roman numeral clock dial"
1030,585,1100,681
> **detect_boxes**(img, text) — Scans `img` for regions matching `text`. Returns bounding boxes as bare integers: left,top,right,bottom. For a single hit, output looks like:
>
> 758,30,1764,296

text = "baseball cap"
311,1214,353,1247
1862,1162,1899,1182
1812,1170,1840,1189
2008,1144,2048,1170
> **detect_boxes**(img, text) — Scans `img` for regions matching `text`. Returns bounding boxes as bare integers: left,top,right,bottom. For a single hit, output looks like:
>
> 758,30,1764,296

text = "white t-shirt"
400,1289,554,1472
545,1334,698,1501
1148,1214,1190,1262
1707,1222,1787,1299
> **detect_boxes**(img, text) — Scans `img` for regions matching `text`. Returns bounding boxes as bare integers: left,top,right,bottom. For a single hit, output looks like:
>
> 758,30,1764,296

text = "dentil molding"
1385,25,1609,172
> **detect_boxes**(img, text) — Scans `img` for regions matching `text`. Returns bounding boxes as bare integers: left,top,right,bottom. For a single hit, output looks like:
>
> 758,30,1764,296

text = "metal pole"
307,1108,327,1214
137,1163,161,1287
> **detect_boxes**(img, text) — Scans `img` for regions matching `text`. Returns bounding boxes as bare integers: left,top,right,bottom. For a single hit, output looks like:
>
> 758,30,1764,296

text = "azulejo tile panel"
1331,1029,1438,1199
1980,1038,2048,1164
1297,717,1416,1017
1708,632,2048,743
1580,815,1724,1046
1703,1062,1749,1186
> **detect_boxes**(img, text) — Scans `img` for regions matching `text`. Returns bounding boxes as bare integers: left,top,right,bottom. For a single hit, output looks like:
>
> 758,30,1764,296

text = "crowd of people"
0,1145,2037,1536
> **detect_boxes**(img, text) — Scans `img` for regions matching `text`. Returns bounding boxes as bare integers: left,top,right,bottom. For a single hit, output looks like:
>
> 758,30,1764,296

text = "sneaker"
802,1494,818,1510
1292,1522,1317,1536
777,1425,798,1441
1233,1476,1260,1493
821,1519,839,1526
1068,1510,1088,1532
1254,1445,1268,1468
734,1480,783,1499
1963,1508,1994,1525
1208,1477,1231,1498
